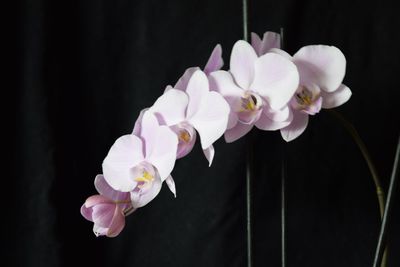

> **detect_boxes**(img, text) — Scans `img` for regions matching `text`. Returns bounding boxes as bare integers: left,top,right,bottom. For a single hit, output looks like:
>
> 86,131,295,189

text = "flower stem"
280,27,287,267
328,109,387,267
242,0,252,266
373,136,400,267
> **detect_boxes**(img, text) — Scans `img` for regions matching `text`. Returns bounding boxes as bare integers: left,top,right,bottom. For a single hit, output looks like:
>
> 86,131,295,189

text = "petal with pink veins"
204,44,224,75
224,122,253,143
106,207,125,237
150,89,189,126
92,203,116,228
251,53,299,110
280,111,309,142
321,84,352,109
84,195,111,208
293,45,346,93
230,40,258,89
102,135,144,192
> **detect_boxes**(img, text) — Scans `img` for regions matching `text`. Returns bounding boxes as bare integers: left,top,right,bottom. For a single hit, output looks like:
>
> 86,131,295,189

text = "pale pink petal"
237,108,262,125
203,145,215,166
92,203,115,228
188,91,230,149
106,207,125,237
150,89,189,126
321,84,352,109
251,32,263,56
165,175,176,197
226,111,239,130
84,195,111,208
81,204,93,221
204,44,223,75
132,108,148,136
140,111,161,157
130,176,162,208
145,125,178,181
262,104,291,122
255,109,292,131
303,97,322,115
170,124,197,159
174,67,200,91
230,40,258,89
280,111,309,142
93,224,108,237
293,45,346,92
251,53,299,110
163,85,174,93
185,70,209,119
269,48,292,60
224,122,253,143
209,71,244,99
252,32,281,56
94,175,130,202
208,70,242,129
102,135,144,192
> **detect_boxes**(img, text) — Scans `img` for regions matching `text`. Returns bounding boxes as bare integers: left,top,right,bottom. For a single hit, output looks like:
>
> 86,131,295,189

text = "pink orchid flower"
266,45,352,141
148,70,230,166
80,174,133,237
102,111,178,208
209,40,299,142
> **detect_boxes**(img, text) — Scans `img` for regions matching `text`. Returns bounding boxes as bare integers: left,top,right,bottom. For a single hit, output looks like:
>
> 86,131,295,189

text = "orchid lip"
131,162,157,190
291,86,322,115
237,91,263,124
170,122,196,159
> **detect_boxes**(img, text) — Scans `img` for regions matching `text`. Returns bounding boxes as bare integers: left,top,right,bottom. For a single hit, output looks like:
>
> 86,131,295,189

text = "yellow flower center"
134,171,154,183
179,130,191,143
240,94,258,112
295,87,314,106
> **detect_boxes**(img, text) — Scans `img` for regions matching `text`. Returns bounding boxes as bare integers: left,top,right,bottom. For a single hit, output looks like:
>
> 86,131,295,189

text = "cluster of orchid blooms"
81,31,352,237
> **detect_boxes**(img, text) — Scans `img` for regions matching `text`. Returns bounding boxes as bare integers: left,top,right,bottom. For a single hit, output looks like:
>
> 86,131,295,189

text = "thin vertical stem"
243,0,249,41
246,136,253,267
373,136,400,267
280,27,286,267
243,0,251,267
281,148,286,267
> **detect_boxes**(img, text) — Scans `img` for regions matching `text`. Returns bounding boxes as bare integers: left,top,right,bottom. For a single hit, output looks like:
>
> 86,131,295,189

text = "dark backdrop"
14,0,400,266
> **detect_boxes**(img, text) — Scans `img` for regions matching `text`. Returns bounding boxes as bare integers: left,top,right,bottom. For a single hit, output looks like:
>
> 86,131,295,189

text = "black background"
14,0,400,266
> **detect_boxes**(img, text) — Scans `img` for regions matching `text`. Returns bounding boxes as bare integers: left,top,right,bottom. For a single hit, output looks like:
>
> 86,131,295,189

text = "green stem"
328,110,387,267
